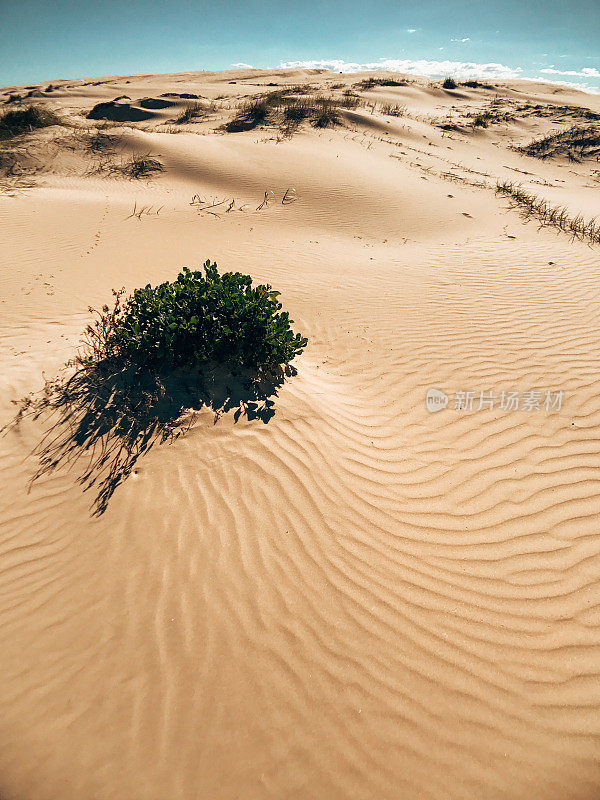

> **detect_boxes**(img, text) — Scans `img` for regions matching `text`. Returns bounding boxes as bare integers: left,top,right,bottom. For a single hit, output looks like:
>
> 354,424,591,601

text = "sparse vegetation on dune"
283,101,311,124
175,101,216,124
514,103,600,122
161,91,201,99
353,77,408,90
85,130,120,153
0,105,62,140
225,96,270,131
461,80,495,90
465,99,515,128
9,262,307,512
515,124,600,161
105,261,307,372
442,77,458,90
379,103,406,117
282,83,315,95
118,153,164,179
61,128,121,155
85,148,164,179
311,99,341,128
225,89,359,133
496,180,600,244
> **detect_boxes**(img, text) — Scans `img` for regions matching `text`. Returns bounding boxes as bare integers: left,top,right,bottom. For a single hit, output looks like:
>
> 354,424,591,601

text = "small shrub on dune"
442,77,458,90
0,105,62,140
10,261,307,513
100,261,307,373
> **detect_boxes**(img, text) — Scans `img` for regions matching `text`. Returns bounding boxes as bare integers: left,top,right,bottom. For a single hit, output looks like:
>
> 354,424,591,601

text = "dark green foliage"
0,105,62,140
107,261,307,373
442,77,458,90
7,262,303,514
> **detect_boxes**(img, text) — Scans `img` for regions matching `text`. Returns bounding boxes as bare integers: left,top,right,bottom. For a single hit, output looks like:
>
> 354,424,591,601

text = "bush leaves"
107,260,307,373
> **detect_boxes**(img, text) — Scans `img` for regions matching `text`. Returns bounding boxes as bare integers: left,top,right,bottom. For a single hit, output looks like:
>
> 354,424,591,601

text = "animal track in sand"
81,197,110,257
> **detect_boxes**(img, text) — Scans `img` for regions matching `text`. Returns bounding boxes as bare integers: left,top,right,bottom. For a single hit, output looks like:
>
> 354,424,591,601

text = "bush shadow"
19,360,293,516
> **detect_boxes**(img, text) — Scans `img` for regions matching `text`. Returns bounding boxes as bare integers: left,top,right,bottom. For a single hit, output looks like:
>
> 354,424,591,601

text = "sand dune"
1,68,600,800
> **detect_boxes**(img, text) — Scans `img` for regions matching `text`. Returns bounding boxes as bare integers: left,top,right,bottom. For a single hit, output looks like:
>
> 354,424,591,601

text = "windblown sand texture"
1,67,600,800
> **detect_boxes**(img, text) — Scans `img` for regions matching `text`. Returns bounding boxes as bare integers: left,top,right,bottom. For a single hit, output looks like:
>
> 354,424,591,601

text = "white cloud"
450,37,470,42
231,62,254,69
406,28,417,33
540,66,600,78
535,76,600,94
278,58,523,80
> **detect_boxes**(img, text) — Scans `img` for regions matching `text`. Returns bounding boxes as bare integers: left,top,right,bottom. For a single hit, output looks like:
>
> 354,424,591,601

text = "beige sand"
1,68,600,800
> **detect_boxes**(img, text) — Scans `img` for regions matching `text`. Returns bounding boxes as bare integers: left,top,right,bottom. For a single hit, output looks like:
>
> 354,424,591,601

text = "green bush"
442,77,458,90
106,261,307,373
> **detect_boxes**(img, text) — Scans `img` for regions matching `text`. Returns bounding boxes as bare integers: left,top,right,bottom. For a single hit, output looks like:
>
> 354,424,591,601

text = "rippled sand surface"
1,68,600,800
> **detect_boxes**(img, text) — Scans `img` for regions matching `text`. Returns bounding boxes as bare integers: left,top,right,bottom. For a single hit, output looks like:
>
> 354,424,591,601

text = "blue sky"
1,0,598,91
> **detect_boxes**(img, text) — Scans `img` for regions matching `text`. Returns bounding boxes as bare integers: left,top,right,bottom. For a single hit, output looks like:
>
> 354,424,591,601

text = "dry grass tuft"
515,124,600,161
175,101,216,124
496,180,600,244
353,77,408,90
380,103,406,117
120,154,164,179
0,105,63,140
224,90,357,134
